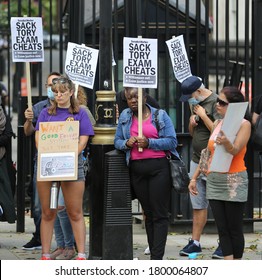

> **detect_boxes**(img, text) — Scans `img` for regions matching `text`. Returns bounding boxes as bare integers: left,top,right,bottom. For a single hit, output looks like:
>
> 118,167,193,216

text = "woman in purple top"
35,76,94,260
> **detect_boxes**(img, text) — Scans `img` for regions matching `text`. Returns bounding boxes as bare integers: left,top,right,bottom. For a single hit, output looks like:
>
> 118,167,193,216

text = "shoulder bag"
154,110,189,193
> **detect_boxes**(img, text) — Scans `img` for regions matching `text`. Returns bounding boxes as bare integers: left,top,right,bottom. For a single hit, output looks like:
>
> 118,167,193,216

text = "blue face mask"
47,87,55,100
188,97,200,106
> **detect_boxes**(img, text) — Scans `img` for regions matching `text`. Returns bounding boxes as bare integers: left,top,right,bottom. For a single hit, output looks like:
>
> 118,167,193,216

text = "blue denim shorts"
189,160,209,209
63,154,85,182
76,154,85,181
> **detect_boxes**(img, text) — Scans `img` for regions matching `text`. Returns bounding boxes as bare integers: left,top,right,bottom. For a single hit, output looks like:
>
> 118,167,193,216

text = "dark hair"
124,87,147,97
46,71,61,83
221,86,251,122
220,86,244,103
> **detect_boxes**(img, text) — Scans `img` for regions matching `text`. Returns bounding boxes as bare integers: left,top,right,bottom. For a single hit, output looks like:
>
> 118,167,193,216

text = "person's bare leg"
37,181,57,255
62,181,86,254
192,209,207,241
224,255,234,260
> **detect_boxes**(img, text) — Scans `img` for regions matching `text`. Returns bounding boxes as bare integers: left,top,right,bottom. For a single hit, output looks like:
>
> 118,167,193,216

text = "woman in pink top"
115,87,179,260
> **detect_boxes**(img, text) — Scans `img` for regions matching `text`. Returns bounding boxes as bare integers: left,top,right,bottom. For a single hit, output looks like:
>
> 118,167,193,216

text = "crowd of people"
0,72,254,260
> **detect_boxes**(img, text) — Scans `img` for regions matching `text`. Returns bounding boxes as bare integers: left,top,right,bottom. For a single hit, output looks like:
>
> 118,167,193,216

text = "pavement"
0,213,262,260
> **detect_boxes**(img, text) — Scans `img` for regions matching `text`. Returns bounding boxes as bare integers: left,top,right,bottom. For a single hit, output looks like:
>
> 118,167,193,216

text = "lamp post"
89,0,116,259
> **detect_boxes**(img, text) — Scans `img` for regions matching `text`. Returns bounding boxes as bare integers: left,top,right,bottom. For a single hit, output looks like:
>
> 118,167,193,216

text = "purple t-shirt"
35,107,94,136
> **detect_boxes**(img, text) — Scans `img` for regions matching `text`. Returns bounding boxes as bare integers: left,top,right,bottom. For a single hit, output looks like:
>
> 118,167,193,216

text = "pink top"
130,115,166,160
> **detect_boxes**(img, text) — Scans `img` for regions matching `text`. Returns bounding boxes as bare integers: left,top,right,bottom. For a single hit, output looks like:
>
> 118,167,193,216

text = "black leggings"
209,199,245,259
130,157,171,260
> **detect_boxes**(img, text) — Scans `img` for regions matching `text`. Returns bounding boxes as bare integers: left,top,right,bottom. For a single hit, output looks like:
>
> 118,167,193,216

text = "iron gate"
1,0,261,232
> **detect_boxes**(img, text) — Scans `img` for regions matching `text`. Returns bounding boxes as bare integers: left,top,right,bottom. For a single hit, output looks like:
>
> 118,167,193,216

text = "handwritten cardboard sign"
123,37,158,88
37,121,79,181
65,42,99,89
10,17,44,62
166,35,191,83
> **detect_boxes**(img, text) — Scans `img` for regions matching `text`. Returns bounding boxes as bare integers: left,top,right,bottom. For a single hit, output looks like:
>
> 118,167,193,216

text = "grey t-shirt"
191,92,220,163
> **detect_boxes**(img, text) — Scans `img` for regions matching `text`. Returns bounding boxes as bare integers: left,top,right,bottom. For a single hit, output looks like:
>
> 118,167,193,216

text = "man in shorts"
179,75,223,259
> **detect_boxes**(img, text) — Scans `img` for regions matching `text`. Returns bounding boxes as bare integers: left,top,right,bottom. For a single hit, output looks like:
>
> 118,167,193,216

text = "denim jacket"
114,104,179,165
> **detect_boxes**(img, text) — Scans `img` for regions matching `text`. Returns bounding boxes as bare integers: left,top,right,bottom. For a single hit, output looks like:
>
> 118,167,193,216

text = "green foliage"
0,0,58,34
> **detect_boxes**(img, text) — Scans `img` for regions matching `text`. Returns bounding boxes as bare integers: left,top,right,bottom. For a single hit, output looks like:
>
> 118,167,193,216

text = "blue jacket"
114,104,179,165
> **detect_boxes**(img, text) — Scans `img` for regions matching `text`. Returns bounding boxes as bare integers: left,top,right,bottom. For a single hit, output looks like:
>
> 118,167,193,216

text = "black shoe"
179,239,202,256
22,236,42,250
212,241,224,259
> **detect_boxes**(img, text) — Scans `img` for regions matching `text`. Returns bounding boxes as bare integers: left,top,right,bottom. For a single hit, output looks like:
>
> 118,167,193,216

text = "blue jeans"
33,161,41,241
54,189,74,248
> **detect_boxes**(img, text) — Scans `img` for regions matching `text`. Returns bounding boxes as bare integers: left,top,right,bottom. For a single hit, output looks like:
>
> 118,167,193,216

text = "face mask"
196,94,205,102
188,97,200,106
47,87,55,100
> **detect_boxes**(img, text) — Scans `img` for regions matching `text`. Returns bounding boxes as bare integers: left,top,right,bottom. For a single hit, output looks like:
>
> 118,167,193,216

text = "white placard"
209,102,248,172
65,42,99,89
123,37,158,88
166,35,191,83
10,17,44,62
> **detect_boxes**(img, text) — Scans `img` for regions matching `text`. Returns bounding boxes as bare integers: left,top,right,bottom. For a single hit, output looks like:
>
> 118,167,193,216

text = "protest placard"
209,102,248,172
10,17,44,62
65,42,99,89
123,37,158,88
166,35,191,83
37,121,79,181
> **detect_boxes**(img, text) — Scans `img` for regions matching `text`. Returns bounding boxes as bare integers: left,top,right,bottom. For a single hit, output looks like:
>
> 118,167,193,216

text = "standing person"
116,88,160,256
179,75,223,258
0,97,16,224
114,87,179,260
35,76,94,260
22,71,61,250
50,85,95,260
189,86,251,260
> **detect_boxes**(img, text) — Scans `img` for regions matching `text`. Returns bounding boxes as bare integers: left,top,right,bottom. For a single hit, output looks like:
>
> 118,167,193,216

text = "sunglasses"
52,77,72,85
217,98,229,107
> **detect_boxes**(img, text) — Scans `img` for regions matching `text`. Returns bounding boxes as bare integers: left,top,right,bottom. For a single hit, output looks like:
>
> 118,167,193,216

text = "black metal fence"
1,0,261,231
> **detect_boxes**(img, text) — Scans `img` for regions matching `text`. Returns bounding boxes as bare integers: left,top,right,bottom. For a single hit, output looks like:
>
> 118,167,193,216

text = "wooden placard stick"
74,83,79,98
26,61,32,109
138,87,143,152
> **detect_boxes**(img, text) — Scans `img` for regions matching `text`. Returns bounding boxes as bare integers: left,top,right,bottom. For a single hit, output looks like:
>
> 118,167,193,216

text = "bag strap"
154,109,177,159
154,109,160,132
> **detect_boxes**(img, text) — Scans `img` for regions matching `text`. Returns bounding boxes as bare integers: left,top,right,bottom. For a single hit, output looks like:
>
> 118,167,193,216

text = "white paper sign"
65,42,99,89
123,37,158,88
10,17,44,62
166,35,191,83
209,102,248,172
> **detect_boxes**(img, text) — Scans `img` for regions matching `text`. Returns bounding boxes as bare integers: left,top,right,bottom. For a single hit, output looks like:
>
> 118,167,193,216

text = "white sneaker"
144,246,150,255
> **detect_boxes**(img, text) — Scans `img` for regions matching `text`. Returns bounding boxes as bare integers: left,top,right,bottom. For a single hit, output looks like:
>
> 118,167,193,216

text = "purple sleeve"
35,108,48,131
79,108,94,136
